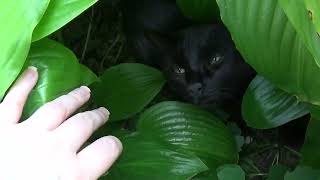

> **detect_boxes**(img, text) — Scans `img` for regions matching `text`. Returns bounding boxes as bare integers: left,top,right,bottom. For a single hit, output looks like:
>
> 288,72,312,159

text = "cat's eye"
209,54,224,65
174,67,186,74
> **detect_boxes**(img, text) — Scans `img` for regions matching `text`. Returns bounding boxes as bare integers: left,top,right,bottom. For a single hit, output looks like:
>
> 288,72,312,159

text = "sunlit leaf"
22,39,97,118
279,0,320,67
138,101,238,168
216,0,320,105
106,134,208,180
92,63,166,122
242,76,309,129
32,0,98,41
0,0,49,100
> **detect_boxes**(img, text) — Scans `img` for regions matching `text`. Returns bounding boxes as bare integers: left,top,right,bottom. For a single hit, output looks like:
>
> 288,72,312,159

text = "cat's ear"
144,31,174,51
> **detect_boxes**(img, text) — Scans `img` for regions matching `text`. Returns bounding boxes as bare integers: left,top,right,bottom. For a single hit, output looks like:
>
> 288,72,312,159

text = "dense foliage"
1,0,320,179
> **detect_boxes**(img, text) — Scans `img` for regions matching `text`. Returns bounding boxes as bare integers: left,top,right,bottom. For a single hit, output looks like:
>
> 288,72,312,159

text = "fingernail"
78,86,91,97
103,136,123,155
99,107,110,121
25,66,37,80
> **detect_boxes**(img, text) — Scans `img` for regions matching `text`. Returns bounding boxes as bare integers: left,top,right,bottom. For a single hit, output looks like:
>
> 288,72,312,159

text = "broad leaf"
137,101,238,168
279,0,320,67
268,164,288,180
304,0,320,33
105,134,208,180
285,166,320,180
216,164,245,180
22,39,97,118
92,63,166,122
0,0,49,100
242,76,309,129
301,106,320,168
32,0,98,41
216,0,320,105
176,0,220,22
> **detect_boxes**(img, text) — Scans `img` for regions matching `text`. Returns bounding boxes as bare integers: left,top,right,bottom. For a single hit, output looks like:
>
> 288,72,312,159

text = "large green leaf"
216,164,245,180
0,0,49,100
242,76,309,129
268,165,288,180
303,0,320,33
176,0,220,23
22,39,97,118
32,0,98,41
279,0,320,67
105,134,208,180
301,106,320,168
284,166,320,180
92,63,166,122
137,101,238,168
216,0,320,105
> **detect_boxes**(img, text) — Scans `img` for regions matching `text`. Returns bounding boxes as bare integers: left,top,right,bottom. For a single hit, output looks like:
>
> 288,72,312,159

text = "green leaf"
216,164,245,180
176,0,220,22
268,164,288,180
32,0,98,41
279,0,320,67
192,170,219,180
137,101,238,168
22,39,97,118
301,107,320,168
92,63,166,122
0,0,49,100
304,0,320,33
216,0,320,105
284,166,320,180
242,76,309,129
106,134,208,180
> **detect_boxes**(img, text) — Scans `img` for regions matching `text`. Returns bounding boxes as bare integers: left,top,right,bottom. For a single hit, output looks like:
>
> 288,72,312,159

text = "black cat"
121,0,256,111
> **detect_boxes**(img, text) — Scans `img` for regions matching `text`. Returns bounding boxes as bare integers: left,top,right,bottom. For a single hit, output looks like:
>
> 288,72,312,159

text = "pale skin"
0,66,122,179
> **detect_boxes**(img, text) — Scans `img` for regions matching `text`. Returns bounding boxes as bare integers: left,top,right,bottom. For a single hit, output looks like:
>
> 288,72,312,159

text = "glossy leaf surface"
92,63,166,122
284,166,320,180
0,0,49,100
32,0,98,41
216,0,320,105
106,134,208,180
138,101,238,168
23,39,97,118
279,0,320,67
242,76,309,129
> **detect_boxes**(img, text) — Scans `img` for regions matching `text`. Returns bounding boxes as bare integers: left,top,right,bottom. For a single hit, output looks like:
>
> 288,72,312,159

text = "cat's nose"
188,83,203,96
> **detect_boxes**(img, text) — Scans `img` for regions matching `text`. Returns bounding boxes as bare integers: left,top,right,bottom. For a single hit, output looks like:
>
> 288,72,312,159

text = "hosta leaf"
242,76,309,129
137,101,238,168
92,63,166,122
0,0,49,100
22,39,97,118
216,0,320,105
304,0,320,33
176,0,220,22
301,106,320,168
217,164,245,180
279,0,320,67
284,166,320,180
32,0,98,41
105,134,208,180
268,164,288,180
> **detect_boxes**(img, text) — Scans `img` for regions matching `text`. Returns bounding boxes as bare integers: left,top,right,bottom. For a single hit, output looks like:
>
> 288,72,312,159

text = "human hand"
0,67,122,180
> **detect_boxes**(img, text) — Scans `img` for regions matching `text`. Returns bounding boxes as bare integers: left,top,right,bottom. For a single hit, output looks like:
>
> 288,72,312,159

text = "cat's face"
149,25,256,108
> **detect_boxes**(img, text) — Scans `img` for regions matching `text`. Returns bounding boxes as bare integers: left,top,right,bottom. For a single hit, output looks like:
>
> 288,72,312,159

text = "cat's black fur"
121,0,256,111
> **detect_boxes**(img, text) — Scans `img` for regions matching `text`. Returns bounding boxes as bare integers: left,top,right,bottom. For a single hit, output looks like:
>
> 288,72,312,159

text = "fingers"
25,86,91,130
0,67,38,124
77,136,122,179
54,108,109,152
